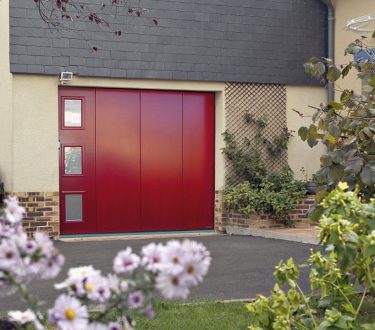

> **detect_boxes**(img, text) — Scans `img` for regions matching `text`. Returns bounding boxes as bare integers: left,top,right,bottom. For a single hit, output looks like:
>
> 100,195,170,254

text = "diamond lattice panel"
225,83,287,185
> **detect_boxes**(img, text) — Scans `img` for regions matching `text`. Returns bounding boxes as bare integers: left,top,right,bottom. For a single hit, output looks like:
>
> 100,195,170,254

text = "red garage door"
59,88,215,234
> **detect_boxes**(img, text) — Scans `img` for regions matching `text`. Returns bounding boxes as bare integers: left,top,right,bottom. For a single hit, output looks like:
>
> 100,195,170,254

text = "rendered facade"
1,0,366,237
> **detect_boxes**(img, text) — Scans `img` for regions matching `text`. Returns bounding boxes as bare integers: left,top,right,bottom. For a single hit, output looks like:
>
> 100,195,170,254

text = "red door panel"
59,88,215,235
96,89,141,233
59,88,97,234
140,91,183,231
182,93,215,230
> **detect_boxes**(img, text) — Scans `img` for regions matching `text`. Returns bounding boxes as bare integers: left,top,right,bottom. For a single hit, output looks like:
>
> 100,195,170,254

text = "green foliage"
223,167,306,221
301,38,375,201
222,112,305,222
222,131,266,187
246,186,375,329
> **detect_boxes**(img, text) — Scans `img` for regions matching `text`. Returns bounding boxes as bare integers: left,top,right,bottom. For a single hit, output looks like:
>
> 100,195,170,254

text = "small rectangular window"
64,99,82,127
64,146,82,175
65,194,83,222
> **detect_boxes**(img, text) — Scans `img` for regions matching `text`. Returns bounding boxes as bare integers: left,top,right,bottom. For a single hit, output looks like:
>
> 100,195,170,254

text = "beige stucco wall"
8,75,227,192
0,0,13,190
286,86,326,180
333,0,375,95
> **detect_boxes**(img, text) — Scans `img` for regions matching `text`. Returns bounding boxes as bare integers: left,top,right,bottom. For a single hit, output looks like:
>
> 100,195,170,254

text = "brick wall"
15,192,60,239
215,191,315,233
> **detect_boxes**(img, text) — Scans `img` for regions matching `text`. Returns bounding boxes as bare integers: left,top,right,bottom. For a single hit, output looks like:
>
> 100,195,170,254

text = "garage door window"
65,194,83,222
64,146,82,175
64,99,82,127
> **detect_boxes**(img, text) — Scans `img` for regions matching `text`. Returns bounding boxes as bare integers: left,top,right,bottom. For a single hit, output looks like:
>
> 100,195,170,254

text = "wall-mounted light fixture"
59,72,73,84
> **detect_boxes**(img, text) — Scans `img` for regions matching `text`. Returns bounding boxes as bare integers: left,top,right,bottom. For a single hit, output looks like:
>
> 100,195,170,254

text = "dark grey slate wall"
9,0,327,85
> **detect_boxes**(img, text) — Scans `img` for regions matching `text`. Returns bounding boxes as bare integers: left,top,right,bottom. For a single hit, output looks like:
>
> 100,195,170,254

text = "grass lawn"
134,301,252,330
134,296,375,329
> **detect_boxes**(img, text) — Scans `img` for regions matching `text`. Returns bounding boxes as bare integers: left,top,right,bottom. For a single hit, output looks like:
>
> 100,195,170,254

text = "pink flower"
48,294,88,330
145,304,154,320
127,290,144,309
113,248,140,274
0,240,21,271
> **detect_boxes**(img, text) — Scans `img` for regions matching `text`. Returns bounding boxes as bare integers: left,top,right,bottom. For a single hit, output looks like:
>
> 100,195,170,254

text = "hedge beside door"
59,88,215,234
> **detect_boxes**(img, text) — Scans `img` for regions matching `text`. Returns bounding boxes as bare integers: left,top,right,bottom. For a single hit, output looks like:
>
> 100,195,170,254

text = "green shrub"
246,185,375,329
223,167,306,221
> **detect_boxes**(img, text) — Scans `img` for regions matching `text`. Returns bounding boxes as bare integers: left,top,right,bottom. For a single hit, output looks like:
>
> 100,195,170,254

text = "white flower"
41,251,65,279
141,243,164,272
181,254,207,285
85,275,111,303
160,240,185,275
34,232,54,258
55,266,100,294
48,294,88,330
4,196,25,224
182,240,210,259
8,309,43,330
156,272,190,299
113,248,140,274
107,274,120,294
127,290,144,309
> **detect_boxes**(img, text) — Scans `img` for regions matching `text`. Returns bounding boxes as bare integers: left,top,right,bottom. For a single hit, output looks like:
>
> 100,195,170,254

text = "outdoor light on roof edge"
59,72,73,85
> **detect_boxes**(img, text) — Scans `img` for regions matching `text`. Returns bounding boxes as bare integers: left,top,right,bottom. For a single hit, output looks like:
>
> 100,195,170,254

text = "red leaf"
153,19,158,25
92,46,98,52
56,0,62,9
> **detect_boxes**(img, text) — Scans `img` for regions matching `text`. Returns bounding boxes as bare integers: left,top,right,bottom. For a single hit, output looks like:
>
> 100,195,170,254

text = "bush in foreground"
246,183,375,329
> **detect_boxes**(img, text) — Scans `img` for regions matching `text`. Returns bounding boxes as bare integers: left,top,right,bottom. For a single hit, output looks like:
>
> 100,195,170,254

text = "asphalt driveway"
0,235,314,311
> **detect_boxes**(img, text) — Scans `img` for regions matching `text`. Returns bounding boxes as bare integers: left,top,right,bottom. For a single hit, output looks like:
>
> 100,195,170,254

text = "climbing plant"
222,112,305,223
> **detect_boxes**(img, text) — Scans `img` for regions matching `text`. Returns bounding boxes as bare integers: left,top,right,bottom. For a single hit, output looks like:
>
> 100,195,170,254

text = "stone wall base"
215,190,316,233
14,192,60,239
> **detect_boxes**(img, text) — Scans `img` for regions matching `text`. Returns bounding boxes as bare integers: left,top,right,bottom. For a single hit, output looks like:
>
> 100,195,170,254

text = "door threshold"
59,230,217,242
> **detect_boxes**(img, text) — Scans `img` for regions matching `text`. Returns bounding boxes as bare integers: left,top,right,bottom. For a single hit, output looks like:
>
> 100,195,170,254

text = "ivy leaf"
298,127,309,140
307,134,318,148
344,157,364,176
345,42,361,55
314,62,326,77
326,66,341,82
328,124,341,138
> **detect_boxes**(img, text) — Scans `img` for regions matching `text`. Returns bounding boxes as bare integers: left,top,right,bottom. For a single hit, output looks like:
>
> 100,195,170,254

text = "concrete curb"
59,232,218,242
225,226,319,245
